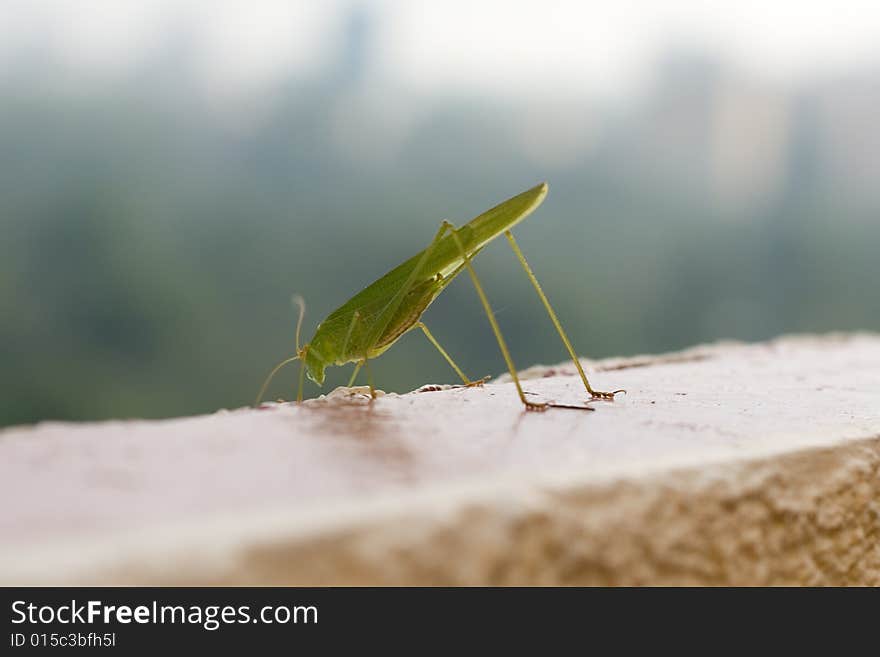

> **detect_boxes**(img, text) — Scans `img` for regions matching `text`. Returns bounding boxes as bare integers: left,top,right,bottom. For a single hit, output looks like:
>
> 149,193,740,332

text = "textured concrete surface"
1,333,879,585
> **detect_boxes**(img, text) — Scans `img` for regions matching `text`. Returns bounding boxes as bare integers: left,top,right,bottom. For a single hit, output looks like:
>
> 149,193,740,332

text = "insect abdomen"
372,281,439,352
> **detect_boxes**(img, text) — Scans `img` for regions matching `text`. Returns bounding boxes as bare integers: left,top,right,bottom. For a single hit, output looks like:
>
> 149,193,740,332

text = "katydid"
256,182,623,411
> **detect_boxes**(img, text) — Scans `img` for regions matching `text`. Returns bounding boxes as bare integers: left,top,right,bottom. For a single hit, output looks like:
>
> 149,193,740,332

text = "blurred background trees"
2,1,879,425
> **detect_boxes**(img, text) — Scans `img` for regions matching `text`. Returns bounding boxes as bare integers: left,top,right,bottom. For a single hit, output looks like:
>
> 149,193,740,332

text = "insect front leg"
347,361,363,387
337,311,368,390
361,354,377,399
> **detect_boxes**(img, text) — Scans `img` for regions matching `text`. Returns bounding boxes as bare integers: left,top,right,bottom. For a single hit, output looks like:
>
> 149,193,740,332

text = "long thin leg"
296,345,309,402
338,310,367,389
362,354,376,399
415,321,485,386
341,311,361,357
504,231,623,401
444,221,546,411
347,361,363,387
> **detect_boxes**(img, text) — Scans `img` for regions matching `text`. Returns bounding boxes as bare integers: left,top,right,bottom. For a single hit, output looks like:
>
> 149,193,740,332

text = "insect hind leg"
503,230,624,401
443,221,547,411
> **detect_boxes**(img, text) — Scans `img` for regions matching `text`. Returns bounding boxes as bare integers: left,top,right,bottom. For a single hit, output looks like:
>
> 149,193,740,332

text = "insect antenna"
253,294,308,407
254,355,299,407
291,294,306,353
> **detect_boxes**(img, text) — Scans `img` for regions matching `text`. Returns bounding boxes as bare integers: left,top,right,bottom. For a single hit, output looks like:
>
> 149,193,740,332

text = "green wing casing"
303,182,549,384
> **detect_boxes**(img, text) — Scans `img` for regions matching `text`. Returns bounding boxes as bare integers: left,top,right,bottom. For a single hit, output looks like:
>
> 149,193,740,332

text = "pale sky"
2,0,880,98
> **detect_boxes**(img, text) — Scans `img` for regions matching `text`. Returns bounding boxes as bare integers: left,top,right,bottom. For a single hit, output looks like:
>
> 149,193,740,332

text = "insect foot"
524,401,550,412
590,389,626,401
465,376,491,388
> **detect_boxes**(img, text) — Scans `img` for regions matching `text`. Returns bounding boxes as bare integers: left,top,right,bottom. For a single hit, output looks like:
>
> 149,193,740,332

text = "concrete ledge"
1,333,879,585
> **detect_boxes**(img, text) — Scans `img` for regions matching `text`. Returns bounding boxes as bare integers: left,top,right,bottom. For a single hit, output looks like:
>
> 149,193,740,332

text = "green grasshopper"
256,182,622,411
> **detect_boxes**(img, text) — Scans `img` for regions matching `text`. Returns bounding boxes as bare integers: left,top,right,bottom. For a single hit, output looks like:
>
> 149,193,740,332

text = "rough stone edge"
496,331,880,383
4,332,876,436
4,433,878,586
